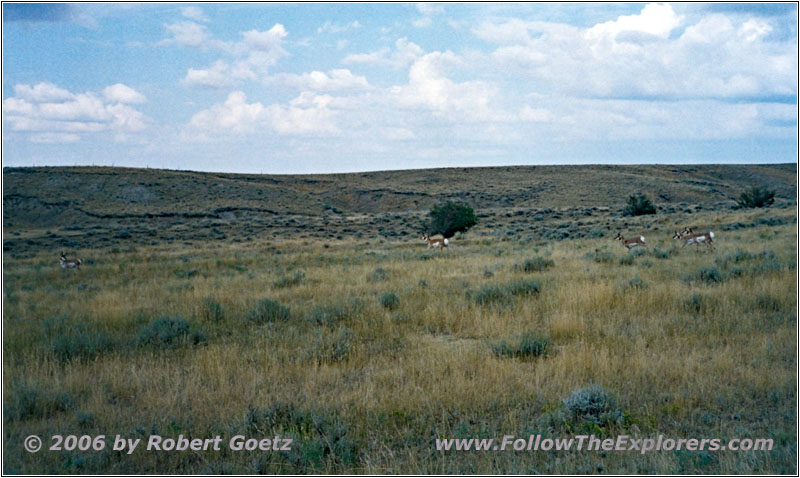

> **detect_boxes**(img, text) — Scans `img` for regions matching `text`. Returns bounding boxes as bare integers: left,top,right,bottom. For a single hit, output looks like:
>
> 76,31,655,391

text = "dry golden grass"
3,207,796,474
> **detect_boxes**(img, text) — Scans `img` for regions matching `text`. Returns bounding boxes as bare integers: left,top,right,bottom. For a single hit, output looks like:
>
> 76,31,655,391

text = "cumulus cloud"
343,37,424,69
273,69,370,92
181,6,209,23
187,90,338,137
413,3,444,28
390,51,508,122
180,24,288,88
162,21,209,47
3,82,149,142
103,83,147,104
474,3,797,101
585,3,682,40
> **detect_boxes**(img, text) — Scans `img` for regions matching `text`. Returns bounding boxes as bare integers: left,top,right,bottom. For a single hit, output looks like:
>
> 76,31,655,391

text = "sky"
2,2,797,174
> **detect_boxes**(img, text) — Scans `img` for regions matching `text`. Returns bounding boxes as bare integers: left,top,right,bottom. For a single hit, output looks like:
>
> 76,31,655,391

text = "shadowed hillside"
3,164,796,255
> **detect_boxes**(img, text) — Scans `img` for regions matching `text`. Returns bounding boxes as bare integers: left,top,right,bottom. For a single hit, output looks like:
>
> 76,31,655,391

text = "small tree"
736,186,775,208
623,193,656,216
425,201,477,238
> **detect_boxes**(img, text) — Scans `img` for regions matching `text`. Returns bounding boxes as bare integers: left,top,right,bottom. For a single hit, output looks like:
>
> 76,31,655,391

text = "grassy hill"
2,163,797,474
3,164,796,255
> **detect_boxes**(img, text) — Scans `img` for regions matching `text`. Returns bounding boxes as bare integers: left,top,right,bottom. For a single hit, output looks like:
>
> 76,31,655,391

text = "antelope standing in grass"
614,232,646,249
422,234,448,250
60,252,82,270
681,227,715,251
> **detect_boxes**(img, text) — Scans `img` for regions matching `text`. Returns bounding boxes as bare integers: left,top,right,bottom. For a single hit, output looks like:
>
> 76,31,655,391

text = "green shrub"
626,276,648,290
736,186,775,208
50,330,115,362
623,193,656,216
697,266,725,284
273,271,305,288
517,333,550,358
586,250,615,264
249,298,291,324
514,256,554,273
202,297,225,322
467,284,507,305
4,386,74,422
379,292,399,310
304,328,356,364
240,403,358,472
424,201,478,238
684,292,704,313
308,299,363,327
368,267,390,282
563,384,624,426
507,279,541,296
137,317,207,348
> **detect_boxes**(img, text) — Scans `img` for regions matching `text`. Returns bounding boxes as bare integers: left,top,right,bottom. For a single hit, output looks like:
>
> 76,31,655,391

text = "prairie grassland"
3,207,796,474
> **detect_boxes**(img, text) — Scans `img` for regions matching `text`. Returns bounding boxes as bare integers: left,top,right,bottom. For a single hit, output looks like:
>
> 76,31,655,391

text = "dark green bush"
137,316,207,348
515,256,554,273
507,279,541,296
249,299,291,324
517,333,550,358
379,292,399,310
467,284,507,305
4,386,74,422
273,271,305,289
623,193,656,216
697,266,725,284
308,299,363,327
51,330,115,362
424,201,478,238
240,403,358,472
736,186,775,208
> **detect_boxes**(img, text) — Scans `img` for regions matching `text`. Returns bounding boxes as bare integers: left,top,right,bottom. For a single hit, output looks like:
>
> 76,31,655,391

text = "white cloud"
180,24,288,88
413,3,444,28
585,3,682,40
343,37,423,69
3,82,150,142
390,51,508,122
317,20,361,34
181,6,209,23
187,91,338,137
274,69,370,91
14,82,74,103
162,21,208,47
474,4,797,101
103,83,147,104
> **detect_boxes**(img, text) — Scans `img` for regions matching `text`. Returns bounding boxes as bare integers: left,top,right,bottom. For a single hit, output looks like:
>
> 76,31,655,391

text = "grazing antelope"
681,227,715,251
60,252,82,270
422,234,448,250
614,232,647,249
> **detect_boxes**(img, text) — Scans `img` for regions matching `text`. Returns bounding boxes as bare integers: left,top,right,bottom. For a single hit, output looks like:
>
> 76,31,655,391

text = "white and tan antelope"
614,232,647,249
672,230,696,247
681,227,715,250
60,252,82,270
422,234,449,250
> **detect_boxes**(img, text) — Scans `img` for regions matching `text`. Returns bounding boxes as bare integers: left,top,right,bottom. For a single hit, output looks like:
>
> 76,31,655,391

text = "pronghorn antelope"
672,230,696,247
60,252,82,270
614,232,647,249
681,227,715,250
422,234,448,250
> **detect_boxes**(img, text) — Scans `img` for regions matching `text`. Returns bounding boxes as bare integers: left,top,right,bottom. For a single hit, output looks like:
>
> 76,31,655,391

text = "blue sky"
2,2,797,173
